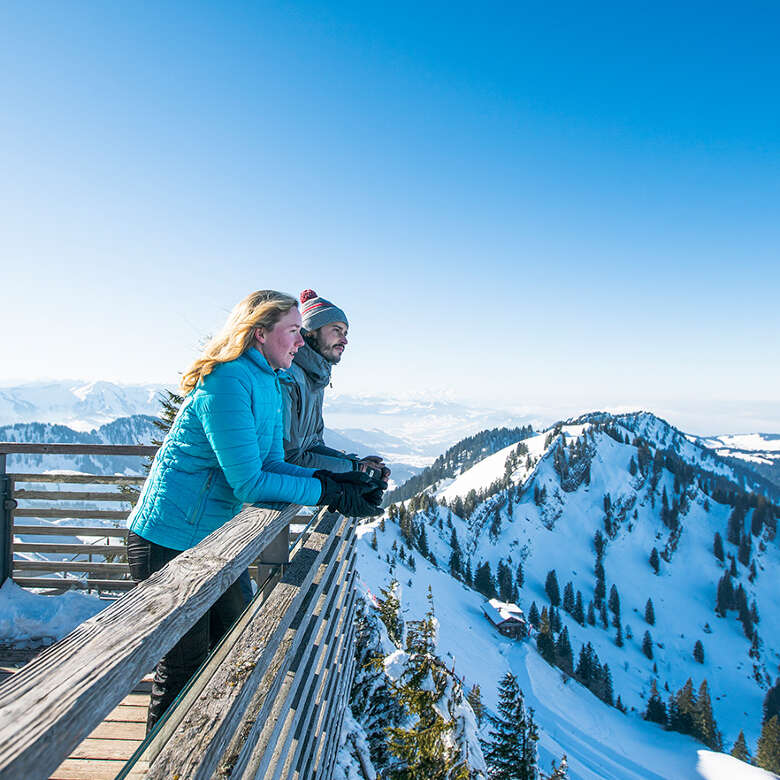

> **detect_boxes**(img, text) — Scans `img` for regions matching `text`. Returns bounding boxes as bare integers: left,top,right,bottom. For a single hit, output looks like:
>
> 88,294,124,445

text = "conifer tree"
694,680,721,750
516,561,524,589
644,598,655,625
545,570,561,606
378,580,403,646
562,582,575,614
536,608,556,664
483,672,540,780
764,679,780,724
642,631,653,659
497,559,514,603
669,678,697,737
448,528,462,578
475,561,498,600
467,684,484,727
713,532,724,562
644,680,667,725
693,640,704,664
528,601,540,629
371,531,378,550
757,715,780,773
608,584,621,620
649,547,660,574
730,730,750,763
573,591,585,626
587,602,596,626
555,626,574,676
387,588,469,780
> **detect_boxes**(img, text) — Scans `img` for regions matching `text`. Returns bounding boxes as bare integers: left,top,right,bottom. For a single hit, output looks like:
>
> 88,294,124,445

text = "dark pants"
127,531,249,733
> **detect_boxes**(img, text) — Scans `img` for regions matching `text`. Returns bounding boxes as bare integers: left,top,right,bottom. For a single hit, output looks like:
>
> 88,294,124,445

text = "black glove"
313,471,383,518
333,469,387,506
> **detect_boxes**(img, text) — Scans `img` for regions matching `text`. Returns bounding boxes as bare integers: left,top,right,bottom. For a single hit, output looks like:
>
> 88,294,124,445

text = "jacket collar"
292,342,332,388
244,346,276,376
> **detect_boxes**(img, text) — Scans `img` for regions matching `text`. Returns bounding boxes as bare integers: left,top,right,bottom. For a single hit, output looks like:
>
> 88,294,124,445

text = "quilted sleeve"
196,363,321,506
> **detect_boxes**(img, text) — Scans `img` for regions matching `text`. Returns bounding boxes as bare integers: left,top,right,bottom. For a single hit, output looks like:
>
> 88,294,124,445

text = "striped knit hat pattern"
299,289,349,331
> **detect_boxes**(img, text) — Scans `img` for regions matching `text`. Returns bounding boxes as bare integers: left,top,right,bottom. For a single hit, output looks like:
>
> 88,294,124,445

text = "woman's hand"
314,470,384,517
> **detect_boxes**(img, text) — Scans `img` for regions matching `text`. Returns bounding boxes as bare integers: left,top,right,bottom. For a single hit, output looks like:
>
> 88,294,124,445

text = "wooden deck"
1,648,150,780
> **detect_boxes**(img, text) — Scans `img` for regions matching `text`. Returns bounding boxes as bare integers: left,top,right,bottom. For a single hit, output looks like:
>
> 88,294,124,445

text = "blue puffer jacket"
128,348,323,551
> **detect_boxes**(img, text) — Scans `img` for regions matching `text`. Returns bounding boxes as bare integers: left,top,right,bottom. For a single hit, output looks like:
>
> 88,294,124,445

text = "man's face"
314,321,348,364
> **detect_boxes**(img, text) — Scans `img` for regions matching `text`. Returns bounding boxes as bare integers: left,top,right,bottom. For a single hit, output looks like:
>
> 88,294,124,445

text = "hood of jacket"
291,341,332,389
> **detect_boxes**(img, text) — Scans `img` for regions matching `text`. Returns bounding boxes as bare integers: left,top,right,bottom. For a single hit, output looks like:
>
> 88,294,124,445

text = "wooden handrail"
0,443,158,455
0,501,299,780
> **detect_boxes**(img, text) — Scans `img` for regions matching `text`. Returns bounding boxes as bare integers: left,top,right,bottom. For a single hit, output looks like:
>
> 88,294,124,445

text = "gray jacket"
280,342,354,473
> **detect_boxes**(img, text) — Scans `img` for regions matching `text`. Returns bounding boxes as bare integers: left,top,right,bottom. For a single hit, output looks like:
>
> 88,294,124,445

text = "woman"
127,290,381,732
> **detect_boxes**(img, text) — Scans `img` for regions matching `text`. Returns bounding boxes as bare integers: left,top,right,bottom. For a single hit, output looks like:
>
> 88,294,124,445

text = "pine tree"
497,559,515,603
573,591,585,626
555,626,574,676
642,631,653,659
644,680,667,725
757,715,780,773
694,680,721,750
764,679,780,724
528,601,540,629
378,580,403,646
545,570,561,606
693,640,704,664
644,598,655,625
608,584,621,620
587,602,596,626
474,561,498,599
738,530,751,567
713,532,724,562
448,528,462,578
371,531,378,550
467,684,484,727
483,672,539,780
730,730,750,763
536,608,556,664
649,547,660,574
669,678,697,737
387,588,469,780
516,561,524,589
562,582,575,614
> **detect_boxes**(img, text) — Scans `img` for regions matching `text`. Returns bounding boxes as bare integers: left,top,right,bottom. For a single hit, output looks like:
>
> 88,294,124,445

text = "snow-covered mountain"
0,381,165,430
351,411,780,778
696,433,780,492
0,417,158,474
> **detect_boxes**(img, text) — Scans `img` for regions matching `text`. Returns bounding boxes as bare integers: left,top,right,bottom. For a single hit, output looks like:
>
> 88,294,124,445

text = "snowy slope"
356,412,780,778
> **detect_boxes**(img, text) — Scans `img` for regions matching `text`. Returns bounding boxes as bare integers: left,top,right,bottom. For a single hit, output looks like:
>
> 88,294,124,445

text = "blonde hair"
180,290,298,394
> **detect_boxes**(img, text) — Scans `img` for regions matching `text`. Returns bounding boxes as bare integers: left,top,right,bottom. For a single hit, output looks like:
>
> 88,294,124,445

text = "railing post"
255,522,289,599
0,453,13,586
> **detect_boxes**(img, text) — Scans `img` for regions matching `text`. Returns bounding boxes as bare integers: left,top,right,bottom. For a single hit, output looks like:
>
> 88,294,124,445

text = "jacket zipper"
188,470,214,525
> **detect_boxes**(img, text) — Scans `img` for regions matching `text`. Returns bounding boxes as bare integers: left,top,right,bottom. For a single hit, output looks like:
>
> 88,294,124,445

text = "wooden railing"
0,443,361,780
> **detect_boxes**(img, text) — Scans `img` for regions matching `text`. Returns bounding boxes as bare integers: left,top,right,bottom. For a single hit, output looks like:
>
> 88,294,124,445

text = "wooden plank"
141,512,350,780
13,525,129,538
15,509,130,520
14,561,131,574
89,722,146,741
14,542,127,556
219,529,356,780
9,475,145,485
14,490,134,502
0,502,299,780
270,559,356,780
49,757,126,780
70,738,143,761
12,577,135,592
0,444,156,456
105,705,149,724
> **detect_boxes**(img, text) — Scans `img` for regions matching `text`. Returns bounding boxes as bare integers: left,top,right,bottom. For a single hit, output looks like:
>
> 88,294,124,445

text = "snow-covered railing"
0,443,361,780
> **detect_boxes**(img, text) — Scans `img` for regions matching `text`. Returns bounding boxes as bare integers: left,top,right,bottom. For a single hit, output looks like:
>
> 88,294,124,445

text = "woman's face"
256,307,305,370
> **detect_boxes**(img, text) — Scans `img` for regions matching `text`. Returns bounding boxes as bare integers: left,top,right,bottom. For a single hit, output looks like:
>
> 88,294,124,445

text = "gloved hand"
313,470,383,518
358,455,391,483
338,468,387,508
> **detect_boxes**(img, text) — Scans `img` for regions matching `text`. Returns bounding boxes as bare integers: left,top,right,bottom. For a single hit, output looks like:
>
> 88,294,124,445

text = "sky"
1,2,779,431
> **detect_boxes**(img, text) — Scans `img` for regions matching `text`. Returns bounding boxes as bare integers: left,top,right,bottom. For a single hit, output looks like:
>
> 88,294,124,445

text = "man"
281,289,389,482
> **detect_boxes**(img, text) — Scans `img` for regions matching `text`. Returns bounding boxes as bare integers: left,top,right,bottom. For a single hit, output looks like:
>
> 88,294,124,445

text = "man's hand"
360,455,391,482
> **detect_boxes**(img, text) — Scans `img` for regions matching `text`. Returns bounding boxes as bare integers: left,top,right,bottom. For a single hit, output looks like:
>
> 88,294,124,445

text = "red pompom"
300,289,317,302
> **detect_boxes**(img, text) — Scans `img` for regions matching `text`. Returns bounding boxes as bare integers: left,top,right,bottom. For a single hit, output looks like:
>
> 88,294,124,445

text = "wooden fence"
0,443,361,780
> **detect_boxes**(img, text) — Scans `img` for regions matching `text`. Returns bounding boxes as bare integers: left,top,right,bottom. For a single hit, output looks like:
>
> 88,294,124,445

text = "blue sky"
1,2,778,429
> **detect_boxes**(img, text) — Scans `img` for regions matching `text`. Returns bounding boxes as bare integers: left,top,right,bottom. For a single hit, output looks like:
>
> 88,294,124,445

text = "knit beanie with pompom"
299,289,349,332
